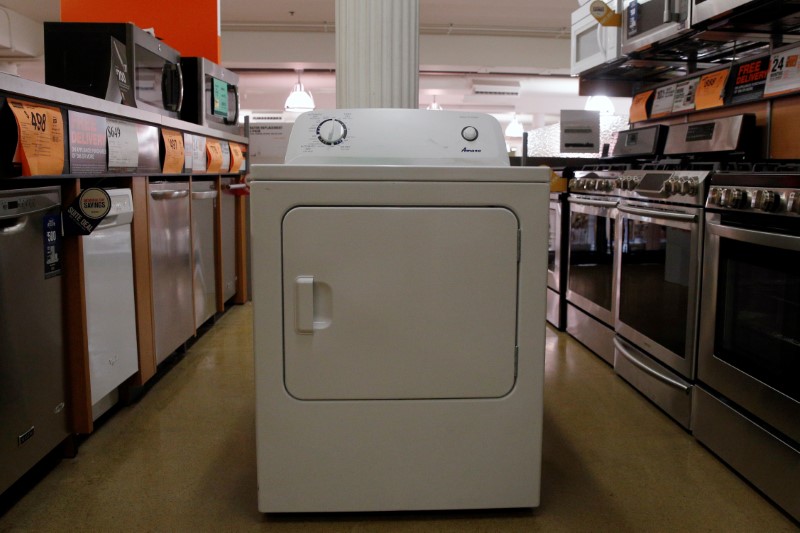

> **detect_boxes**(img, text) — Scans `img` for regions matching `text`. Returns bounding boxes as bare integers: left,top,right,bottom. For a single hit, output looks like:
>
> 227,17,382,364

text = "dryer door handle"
295,276,315,334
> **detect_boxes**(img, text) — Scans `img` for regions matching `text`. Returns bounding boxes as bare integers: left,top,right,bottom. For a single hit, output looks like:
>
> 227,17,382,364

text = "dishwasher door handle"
150,190,189,200
191,191,218,200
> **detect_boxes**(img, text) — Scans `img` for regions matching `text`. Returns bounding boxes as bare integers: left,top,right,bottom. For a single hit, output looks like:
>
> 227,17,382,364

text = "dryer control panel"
283,109,510,166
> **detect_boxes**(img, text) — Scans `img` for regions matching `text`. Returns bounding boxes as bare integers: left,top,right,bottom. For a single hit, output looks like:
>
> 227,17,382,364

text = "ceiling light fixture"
426,95,443,111
504,114,524,138
584,95,615,115
284,69,315,113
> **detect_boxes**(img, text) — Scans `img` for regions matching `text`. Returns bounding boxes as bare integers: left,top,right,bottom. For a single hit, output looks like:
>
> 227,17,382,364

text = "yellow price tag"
161,128,185,174
590,0,622,26
695,69,729,110
229,143,244,173
206,140,223,173
7,99,65,176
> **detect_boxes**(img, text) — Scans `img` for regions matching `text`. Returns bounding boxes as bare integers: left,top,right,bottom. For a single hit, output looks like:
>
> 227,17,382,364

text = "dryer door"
282,206,520,400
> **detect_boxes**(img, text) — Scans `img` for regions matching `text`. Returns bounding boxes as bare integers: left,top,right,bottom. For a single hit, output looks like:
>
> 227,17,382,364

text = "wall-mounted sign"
68,110,107,175
560,110,600,153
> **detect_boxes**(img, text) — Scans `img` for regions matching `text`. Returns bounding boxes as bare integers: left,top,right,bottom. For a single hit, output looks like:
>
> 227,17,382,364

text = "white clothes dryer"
249,109,550,513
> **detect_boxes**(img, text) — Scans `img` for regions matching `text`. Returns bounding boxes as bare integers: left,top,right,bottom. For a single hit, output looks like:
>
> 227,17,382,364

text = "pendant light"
426,96,443,111
504,113,524,138
284,70,315,113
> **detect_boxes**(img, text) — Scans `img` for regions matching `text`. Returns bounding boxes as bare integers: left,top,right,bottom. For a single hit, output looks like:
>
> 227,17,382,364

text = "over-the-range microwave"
621,0,693,55
571,0,623,76
44,22,184,119
180,57,241,135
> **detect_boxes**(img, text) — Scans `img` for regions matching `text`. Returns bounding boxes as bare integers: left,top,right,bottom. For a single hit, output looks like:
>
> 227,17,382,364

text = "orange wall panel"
60,0,220,62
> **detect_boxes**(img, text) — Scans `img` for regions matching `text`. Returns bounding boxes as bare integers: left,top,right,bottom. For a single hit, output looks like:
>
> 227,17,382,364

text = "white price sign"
651,84,676,117
672,78,699,113
764,47,800,97
106,119,138,171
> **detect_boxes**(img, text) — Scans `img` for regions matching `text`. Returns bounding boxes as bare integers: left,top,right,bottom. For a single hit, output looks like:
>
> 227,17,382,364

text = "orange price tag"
161,128,185,173
7,99,65,176
590,1,622,26
229,143,244,173
629,90,653,123
695,69,729,111
206,140,223,173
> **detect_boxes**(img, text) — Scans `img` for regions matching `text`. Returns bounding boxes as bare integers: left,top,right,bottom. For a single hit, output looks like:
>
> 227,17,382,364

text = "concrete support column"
335,0,419,109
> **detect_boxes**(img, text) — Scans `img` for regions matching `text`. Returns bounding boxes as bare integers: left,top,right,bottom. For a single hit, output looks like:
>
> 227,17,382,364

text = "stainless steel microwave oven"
180,57,241,134
44,22,183,119
621,0,692,54
571,0,623,76
692,0,754,25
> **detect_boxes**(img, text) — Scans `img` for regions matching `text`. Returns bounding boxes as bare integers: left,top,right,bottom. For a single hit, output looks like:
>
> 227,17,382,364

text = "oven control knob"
755,190,782,212
788,191,800,214
679,178,696,195
601,180,614,192
708,187,722,206
663,178,677,195
730,188,750,209
687,178,700,196
586,179,597,190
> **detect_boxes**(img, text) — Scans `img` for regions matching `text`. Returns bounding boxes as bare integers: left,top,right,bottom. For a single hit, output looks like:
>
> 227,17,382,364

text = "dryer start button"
461,126,479,142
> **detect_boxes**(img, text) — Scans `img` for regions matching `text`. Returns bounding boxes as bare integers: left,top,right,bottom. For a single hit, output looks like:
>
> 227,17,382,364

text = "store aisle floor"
0,304,796,532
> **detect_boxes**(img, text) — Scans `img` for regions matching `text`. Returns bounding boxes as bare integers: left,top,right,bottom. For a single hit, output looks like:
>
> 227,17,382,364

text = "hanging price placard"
7,99,65,176
161,128,184,174
106,118,139,172
695,69,729,110
229,143,244,173
629,90,652,123
671,78,699,113
192,135,207,173
206,139,223,173
650,85,676,118
220,141,231,172
764,46,800,97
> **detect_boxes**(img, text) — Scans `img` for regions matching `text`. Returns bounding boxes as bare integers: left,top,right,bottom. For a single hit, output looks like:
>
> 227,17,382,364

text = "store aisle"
0,304,796,532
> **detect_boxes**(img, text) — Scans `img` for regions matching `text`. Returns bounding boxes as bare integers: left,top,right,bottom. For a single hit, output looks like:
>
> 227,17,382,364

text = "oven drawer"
692,386,800,522
614,336,692,429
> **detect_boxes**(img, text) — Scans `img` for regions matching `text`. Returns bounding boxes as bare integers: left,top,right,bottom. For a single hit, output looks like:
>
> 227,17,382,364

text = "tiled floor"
0,304,797,531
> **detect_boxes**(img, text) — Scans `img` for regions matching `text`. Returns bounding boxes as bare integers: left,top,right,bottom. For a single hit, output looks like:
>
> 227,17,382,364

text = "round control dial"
317,119,347,145
461,126,479,142
755,190,782,213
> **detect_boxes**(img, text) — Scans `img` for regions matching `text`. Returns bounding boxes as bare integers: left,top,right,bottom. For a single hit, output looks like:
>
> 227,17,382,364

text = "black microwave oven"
180,57,241,134
44,22,184,119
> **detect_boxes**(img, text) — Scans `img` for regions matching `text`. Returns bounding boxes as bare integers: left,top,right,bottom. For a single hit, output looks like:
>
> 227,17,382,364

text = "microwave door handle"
175,62,184,114
225,85,240,125
596,22,606,55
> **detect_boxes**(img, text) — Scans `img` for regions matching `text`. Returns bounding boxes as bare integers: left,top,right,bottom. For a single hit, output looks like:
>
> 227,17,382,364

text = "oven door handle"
618,205,697,222
613,337,691,392
568,198,618,209
707,219,800,250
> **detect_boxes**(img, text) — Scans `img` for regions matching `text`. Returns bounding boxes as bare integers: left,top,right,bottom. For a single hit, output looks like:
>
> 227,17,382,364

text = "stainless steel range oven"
693,172,800,521
566,171,622,364
613,169,707,428
547,189,569,330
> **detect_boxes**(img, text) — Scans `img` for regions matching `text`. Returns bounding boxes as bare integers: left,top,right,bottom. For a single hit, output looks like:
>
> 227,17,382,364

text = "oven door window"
715,238,800,403
568,209,615,311
618,216,691,358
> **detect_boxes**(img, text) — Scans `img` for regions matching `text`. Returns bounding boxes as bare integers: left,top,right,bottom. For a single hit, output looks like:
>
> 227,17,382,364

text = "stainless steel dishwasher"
148,181,194,364
0,186,69,495
191,179,217,327
220,177,237,302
